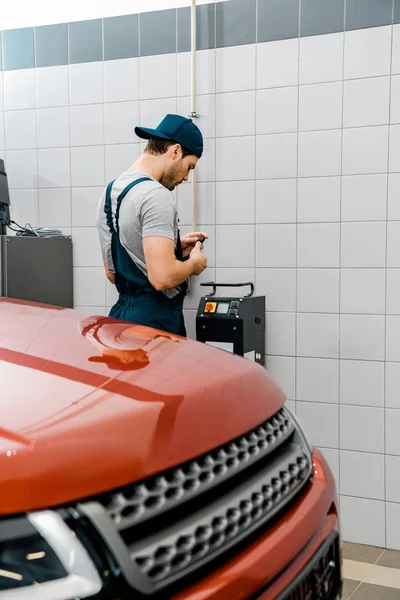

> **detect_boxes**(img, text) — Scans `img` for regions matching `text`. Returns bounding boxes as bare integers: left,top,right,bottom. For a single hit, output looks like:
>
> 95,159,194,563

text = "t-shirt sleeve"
140,187,176,241
95,187,115,273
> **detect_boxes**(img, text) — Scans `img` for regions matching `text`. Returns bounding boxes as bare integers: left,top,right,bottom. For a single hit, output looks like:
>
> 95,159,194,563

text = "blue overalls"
104,177,187,336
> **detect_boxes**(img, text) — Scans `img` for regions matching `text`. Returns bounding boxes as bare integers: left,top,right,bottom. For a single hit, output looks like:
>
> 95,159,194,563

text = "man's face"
161,152,198,191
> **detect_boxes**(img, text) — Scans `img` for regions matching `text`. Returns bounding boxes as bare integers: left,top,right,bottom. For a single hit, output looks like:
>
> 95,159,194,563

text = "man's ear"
170,143,182,160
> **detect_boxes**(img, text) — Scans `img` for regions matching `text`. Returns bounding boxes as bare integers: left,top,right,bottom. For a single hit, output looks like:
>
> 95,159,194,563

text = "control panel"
203,300,240,317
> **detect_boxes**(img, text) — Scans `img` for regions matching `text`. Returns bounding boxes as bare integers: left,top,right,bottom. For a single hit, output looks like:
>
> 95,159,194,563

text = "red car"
0,298,341,600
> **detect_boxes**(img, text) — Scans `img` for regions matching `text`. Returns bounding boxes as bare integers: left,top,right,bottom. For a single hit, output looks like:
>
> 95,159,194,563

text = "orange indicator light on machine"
204,302,217,313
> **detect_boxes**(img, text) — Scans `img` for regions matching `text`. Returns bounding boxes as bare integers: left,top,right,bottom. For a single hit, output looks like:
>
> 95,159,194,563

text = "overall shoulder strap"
115,177,152,234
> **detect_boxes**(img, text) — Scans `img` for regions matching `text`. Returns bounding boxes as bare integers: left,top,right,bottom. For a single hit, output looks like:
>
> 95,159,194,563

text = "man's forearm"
154,258,196,291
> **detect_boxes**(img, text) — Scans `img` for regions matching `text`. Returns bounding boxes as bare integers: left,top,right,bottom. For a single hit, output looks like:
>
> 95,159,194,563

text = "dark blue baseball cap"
134,114,203,158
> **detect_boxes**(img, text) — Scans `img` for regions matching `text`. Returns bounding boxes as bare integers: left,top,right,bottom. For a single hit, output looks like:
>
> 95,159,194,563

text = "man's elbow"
148,273,170,291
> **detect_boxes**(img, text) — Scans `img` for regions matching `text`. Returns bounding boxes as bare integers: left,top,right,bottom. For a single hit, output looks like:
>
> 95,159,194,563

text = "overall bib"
104,177,187,336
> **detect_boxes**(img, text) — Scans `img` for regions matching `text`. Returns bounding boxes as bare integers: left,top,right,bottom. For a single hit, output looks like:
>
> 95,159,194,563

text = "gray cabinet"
0,235,73,308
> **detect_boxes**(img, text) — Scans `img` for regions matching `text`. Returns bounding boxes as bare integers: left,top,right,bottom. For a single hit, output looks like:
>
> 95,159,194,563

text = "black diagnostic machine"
196,282,266,365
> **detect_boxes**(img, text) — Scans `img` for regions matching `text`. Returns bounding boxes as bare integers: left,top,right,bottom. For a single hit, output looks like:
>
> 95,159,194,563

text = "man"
96,114,208,337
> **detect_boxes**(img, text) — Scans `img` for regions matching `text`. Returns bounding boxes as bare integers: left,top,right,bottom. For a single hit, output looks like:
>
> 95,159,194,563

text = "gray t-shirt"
96,171,180,298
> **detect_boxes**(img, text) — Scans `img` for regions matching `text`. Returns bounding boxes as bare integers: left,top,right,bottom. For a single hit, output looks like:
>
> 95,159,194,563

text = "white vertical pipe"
190,0,197,233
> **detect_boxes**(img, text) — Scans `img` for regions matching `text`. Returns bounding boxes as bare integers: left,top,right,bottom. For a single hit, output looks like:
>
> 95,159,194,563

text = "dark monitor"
0,159,10,235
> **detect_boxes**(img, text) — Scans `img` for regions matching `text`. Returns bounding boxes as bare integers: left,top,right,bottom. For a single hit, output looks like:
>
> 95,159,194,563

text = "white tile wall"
296,401,339,448
386,408,400,455
343,77,390,128
104,101,139,145
39,188,71,228
256,87,298,134
386,362,400,408
340,269,386,314
4,69,36,110
216,136,255,181
103,58,139,103
256,133,298,179
297,177,341,222
216,181,255,224
386,456,400,502
256,179,297,223
344,26,392,80
105,144,140,182
341,174,388,221
69,62,104,105
266,356,295,400
393,24,400,75
340,451,384,500
6,149,37,189
37,107,70,148
389,124,400,172
387,270,400,315
177,49,216,97
298,130,342,177
265,312,296,356
341,222,386,267
140,53,177,100
299,33,344,85
6,22,400,550
257,39,299,89
36,65,69,108
341,496,385,547
298,223,340,268
297,269,340,313
5,109,36,150
387,503,400,550
71,145,105,187
215,224,255,268
216,91,255,137
256,224,296,267
297,313,339,358
9,189,39,227
340,315,385,361
296,358,339,403
340,360,384,407
342,126,389,175
70,104,104,147
299,82,343,131
256,268,296,312
216,45,256,93
387,222,400,267
388,173,400,219
38,148,71,188
340,405,384,453
178,181,215,225
387,316,400,362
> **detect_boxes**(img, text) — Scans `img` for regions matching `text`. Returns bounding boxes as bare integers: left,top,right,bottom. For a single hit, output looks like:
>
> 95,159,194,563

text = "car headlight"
284,405,314,454
0,511,102,598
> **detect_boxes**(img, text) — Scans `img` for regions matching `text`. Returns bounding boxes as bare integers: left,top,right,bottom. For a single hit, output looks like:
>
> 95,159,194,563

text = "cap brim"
134,126,172,141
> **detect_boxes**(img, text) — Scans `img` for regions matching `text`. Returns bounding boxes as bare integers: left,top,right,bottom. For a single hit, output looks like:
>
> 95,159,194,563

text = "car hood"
0,298,285,514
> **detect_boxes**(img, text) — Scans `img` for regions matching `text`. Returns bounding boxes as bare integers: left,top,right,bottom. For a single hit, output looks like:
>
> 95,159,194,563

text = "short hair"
144,137,192,158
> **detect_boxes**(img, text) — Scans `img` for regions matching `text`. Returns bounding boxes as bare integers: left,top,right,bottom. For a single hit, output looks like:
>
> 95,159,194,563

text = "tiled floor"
342,543,400,599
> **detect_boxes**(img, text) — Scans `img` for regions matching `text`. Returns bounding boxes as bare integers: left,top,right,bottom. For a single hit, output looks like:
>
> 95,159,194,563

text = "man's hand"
181,231,208,254
189,241,207,275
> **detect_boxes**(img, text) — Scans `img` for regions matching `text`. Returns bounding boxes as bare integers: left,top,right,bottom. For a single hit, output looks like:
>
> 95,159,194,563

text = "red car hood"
0,298,285,514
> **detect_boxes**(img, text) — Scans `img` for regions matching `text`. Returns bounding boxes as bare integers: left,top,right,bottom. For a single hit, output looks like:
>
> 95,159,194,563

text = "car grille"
79,407,313,596
98,408,295,530
277,531,341,600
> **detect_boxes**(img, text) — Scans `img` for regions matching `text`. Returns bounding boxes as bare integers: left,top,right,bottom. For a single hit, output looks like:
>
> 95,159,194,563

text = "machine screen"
216,302,230,315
